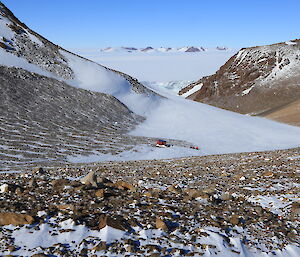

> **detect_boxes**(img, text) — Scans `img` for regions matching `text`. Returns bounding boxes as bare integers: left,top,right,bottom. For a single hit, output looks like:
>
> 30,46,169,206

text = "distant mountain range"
100,46,229,53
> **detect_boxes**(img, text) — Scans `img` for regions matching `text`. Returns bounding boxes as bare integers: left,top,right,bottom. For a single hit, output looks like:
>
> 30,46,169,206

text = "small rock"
93,241,107,251
290,202,300,218
263,171,274,177
97,177,113,184
51,179,71,188
95,189,104,197
220,193,232,201
34,167,46,175
229,215,240,225
7,245,16,252
114,181,136,192
155,217,168,230
55,204,74,211
28,178,38,188
0,184,9,193
185,189,207,199
15,187,23,196
168,184,182,194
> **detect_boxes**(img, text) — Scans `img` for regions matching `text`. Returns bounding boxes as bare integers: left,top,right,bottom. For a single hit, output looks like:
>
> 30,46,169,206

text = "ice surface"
130,93,300,156
142,80,193,94
72,48,237,82
0,16,14,40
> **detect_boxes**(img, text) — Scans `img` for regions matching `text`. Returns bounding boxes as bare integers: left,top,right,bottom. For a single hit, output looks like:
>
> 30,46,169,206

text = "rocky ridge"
0,2,73,79
0,148,299,256
0,2,156,96
179,40,300,125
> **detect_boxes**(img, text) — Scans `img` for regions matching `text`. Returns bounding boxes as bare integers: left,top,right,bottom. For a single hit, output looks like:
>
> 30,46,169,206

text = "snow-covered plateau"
72,48,237,82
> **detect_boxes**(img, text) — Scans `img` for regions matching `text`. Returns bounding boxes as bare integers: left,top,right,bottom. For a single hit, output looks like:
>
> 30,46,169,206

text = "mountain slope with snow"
0,2,155,99
0,3,299,256
179,40,300,126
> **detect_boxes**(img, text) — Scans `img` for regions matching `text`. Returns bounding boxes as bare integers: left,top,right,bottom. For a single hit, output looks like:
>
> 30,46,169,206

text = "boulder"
291,202,300,218
220,193,232,201
114,181,136,192
80,170,97,187
0,212,34,226
98,214,129,231
184,189,207,199
93,241,107,251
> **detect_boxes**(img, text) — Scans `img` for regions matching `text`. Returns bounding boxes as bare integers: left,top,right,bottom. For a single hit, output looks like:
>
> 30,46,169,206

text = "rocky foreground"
0,148,299,256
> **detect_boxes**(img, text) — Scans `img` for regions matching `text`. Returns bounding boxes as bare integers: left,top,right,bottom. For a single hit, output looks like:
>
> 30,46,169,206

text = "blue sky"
2,0,300,49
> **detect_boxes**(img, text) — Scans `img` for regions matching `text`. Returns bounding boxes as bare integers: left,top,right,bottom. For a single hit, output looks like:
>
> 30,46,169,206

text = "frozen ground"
0,148,299,256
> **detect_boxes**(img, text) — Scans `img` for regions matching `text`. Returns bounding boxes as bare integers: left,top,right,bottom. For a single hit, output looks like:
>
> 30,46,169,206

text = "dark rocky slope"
0,66,151,172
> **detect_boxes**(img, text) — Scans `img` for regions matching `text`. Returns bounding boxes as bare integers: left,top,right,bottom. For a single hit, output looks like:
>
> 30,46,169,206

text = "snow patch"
241,85,255,96
285,41,297,46
247,194,299,216
181,83,203,97
0,48,60,79
67,145,200,163
8,219,125,256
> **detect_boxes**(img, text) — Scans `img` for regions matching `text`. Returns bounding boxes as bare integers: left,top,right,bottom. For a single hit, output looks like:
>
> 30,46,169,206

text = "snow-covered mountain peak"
99,46,230,53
